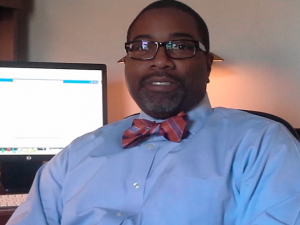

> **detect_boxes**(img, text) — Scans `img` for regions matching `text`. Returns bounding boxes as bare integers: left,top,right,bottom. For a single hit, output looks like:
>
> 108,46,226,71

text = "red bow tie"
122,112,189,148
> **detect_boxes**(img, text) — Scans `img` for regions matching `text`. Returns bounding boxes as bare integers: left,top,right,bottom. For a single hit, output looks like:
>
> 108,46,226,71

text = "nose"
152,46,175,70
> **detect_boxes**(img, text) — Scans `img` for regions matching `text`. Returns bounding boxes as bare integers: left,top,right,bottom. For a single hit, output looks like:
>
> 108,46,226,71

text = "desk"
0,208,14,225
0,185,15,225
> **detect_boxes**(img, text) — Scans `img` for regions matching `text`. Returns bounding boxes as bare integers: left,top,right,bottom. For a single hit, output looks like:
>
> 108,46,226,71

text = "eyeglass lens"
128,40,197,59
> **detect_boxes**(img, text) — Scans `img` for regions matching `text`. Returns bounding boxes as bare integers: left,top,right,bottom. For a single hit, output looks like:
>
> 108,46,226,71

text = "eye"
171,41,194,50
130,41,151,52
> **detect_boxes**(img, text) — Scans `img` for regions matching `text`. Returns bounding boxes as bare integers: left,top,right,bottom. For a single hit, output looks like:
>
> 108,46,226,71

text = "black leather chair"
241,110,299,140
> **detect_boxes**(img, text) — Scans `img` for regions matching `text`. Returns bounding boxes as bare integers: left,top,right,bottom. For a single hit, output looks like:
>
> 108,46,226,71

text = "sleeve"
6,147,69,225
235,123,300,225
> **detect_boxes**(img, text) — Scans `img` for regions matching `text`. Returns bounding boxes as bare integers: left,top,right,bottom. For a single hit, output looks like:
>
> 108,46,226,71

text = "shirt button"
116,212,123,217
147,143,153,149
133,182,140,188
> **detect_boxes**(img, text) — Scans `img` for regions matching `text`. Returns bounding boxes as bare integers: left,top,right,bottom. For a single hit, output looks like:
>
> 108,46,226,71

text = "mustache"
140,71,184,84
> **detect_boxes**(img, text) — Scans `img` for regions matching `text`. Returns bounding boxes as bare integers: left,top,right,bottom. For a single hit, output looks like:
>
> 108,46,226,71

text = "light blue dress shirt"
7,95,300,225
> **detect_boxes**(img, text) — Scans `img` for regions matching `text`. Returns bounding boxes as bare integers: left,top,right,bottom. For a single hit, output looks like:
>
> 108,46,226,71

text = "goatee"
139,87,185,113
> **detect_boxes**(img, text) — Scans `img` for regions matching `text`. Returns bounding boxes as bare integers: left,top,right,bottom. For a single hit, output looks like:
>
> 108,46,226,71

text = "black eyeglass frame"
124,39,207,60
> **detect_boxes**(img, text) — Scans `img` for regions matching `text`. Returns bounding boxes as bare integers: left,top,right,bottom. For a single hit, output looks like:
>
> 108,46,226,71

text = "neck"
141,107,188,120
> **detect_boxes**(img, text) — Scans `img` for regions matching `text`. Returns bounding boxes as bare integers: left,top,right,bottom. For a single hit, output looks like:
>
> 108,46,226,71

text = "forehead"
129,8,201,41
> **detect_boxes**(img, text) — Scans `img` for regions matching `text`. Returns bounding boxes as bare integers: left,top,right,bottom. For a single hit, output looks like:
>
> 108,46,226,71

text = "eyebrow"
131,32,196,41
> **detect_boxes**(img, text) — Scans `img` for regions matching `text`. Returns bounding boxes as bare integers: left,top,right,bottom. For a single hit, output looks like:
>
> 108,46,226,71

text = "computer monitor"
0,61,107,193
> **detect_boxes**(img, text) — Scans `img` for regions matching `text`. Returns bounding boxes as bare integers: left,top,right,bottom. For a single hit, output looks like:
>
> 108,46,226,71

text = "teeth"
152,82,171,85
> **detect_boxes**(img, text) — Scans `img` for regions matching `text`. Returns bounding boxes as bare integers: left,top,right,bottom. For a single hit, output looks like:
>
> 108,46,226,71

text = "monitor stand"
0,161,43,193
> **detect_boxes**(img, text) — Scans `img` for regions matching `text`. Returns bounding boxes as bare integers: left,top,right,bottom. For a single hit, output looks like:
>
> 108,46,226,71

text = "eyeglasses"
125,39,207,60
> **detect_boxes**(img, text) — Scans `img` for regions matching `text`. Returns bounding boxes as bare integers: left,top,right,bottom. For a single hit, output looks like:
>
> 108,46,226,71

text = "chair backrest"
241,110,299,140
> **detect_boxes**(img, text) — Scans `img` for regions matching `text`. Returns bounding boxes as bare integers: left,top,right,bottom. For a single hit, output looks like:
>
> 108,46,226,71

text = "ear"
205,52,214,83
118,56,126,64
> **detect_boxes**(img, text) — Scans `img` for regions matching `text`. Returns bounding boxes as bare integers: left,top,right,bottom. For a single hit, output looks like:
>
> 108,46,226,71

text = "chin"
143,109,181,120
139,88,185,114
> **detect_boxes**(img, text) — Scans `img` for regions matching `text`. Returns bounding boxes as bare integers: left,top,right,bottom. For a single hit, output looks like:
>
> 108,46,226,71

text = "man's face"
125,8,213,119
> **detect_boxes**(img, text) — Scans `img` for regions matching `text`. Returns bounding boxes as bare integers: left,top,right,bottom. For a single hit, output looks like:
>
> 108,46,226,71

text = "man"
7,0,300,224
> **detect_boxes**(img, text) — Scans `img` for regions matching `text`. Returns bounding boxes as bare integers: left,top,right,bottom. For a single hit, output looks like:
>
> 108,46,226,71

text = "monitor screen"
0,61,107,192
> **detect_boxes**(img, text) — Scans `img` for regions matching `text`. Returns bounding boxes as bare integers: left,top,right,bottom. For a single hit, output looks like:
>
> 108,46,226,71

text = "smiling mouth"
152,81,172,86
141,73,182,93
143,80,179,92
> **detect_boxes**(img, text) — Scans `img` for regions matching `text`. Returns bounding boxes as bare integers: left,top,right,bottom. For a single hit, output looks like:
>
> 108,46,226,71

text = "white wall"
28,0,300,127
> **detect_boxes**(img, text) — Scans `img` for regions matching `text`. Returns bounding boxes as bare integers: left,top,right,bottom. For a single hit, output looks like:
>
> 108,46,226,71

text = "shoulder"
72,114,137,149
213,107,284,127
210,107,300,166
210,107,298,142
53,115,138,167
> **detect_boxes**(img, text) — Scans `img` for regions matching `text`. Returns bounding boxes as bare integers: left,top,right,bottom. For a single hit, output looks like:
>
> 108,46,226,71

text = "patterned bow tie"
122,111,189,148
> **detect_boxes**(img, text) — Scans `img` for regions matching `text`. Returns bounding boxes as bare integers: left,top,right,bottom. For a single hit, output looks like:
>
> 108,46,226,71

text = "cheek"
124,63,143,93
124,64,135,83
181,67,209,93
125,61,145,80
125,61,151,86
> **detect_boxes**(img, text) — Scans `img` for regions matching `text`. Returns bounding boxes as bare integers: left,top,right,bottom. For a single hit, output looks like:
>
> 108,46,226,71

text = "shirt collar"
138,93,213,135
